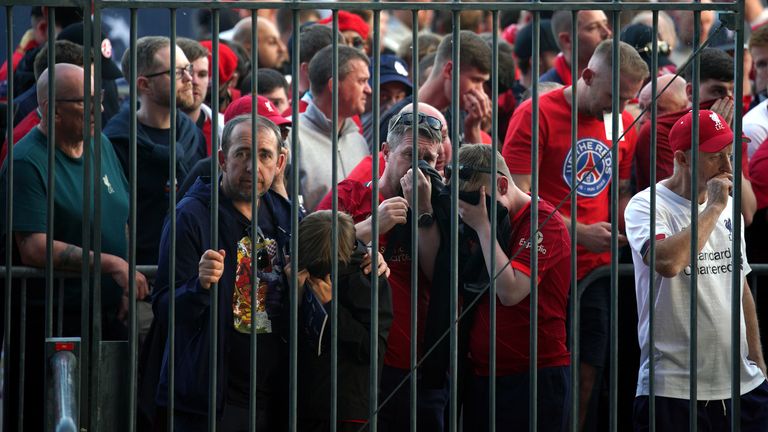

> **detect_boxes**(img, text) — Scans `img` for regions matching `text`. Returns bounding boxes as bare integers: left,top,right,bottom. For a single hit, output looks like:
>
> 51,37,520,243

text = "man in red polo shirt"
503,39,648,431
456,144,572,431
316,109,445,431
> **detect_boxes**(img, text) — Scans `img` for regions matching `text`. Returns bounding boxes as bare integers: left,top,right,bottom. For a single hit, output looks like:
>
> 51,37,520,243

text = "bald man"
0,63,147,430
233,17,288,70
636,74,688,130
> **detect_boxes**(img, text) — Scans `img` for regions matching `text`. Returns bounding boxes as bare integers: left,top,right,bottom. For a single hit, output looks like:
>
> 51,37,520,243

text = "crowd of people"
2,2,768,431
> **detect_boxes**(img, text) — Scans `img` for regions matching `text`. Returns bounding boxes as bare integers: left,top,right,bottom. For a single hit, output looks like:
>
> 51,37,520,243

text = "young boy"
296,210,394,431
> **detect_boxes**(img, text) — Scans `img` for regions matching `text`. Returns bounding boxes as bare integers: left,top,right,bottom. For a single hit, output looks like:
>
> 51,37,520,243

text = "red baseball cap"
224,95,292,127
200,40,238,84
318,11,370,40
668,110,748,153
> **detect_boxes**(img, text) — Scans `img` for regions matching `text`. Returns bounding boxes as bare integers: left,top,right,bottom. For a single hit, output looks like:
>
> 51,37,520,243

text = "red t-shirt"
469,198,571,376
316,179,430,370
502,87,637,280
0,110,40,165
750,138,768,210
634,102,751,191
345,154,386,185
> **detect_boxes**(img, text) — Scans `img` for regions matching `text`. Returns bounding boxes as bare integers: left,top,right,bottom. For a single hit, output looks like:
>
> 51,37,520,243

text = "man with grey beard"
104,36,206,266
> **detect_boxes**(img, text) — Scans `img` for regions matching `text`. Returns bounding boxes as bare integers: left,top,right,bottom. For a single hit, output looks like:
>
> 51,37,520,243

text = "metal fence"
0,1,757,431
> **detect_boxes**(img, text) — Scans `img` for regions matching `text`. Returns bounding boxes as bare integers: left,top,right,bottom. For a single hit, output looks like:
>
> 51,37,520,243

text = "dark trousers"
377,364,449,432
463,366,571,432
633,380,768,432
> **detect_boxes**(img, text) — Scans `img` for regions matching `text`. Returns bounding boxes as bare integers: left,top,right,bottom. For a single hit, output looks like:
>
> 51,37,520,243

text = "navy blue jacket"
103,106,206,265
152,177,292,416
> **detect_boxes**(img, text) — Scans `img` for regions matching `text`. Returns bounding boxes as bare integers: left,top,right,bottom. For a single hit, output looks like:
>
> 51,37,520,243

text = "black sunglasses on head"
390,112,444,132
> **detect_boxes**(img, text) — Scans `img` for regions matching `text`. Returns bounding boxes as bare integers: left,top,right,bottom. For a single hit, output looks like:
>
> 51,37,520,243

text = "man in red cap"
625,109,768,432
200,40,239,113
318,10,370,52
178,95,292,200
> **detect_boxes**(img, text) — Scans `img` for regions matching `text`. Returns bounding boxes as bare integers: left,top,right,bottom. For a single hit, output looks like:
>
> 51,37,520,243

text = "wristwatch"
417,212,435,228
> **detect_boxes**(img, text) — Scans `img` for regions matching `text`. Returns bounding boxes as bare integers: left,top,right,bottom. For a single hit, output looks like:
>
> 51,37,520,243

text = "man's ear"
441,61,453,80
557,32,571,52
276,147,287,171
582,67,595,85
685,82,693,101
137,76,151,95
673,149,688,168
382,142,391,161
218,149,227,171
497,175,509,196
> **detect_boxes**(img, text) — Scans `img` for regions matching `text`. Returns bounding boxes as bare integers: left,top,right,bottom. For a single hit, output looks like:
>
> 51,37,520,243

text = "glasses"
143,64,194,80
55,94,105,106
444,164,503,182
390,112,443,132
636,40,671,56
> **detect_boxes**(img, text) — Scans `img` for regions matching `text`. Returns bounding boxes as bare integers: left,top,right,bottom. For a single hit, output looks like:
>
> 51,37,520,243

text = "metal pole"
488,9,499,432
529,10,540,432
409,10,419,432
209,8,221,431
568,9,580,432
289,6,300,431
167,10,178,431
369,6,381,431
689,7,701,432
249,8,260,432
609,8,620,432
648,10,659,432
449,8,460,432
4,5,15,431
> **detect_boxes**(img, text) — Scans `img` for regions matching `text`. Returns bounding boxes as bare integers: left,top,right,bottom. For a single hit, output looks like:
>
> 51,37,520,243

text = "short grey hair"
386,113,443,151
221,114,282,155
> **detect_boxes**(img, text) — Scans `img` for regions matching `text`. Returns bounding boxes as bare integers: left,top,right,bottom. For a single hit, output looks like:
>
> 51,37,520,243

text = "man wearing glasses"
104,36,207,268
0,63,148,431
316,105,447,431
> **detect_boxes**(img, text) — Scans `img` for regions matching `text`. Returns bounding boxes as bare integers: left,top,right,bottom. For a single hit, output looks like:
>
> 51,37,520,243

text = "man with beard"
177,37,224,156
104,36,206,266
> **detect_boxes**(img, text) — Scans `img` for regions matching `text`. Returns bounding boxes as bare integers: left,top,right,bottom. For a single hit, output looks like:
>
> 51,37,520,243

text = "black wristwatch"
417,212,435,228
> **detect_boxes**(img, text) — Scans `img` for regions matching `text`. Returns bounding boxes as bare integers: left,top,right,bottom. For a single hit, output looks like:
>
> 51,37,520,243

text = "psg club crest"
562,138,613,197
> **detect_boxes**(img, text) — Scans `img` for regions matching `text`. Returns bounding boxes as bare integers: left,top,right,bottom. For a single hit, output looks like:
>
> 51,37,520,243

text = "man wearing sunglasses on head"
104,36,207,268
447,144,572,432
316,107,447,431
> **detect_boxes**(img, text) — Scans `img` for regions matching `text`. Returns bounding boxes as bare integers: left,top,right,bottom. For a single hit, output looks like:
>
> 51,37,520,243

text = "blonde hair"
592,39,650,83
298,210,356,276
456,144,512,192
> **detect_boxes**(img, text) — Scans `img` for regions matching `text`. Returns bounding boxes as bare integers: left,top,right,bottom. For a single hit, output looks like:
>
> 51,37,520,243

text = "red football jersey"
469,198,571,376
502,87,636,279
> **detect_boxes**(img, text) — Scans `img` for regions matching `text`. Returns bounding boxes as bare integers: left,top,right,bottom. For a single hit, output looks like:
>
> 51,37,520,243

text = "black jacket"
297,242,393,422
103,106,206,265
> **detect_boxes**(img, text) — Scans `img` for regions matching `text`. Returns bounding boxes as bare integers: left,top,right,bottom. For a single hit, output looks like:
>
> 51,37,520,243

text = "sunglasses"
390,112,444,132
444,164,496,182
636,40,671,56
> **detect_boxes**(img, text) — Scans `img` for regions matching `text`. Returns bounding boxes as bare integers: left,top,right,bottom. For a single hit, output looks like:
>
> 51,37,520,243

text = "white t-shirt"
624,183,764,400
743,99,768,159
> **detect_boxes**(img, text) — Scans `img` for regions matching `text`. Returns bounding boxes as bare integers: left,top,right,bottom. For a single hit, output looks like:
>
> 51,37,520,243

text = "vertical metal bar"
119,3,137,428
249,9,259,432
648,11,659,432
408,10,420,432
90,4,106,428
45,6,56,341
689,7,701,432
568,9,579,432
57,278,64,336
80,8,93,427
488,9,499,432
17,279,27,432
529,10,540,432
209,8,221,432
449,8,460,432
409,11,419,432
43,11,57,428
369,6,381,431
289,7,300,431
731,3,745,429
609,9,620,432
167,9,178,432
3,6,14,430
330,9,340,432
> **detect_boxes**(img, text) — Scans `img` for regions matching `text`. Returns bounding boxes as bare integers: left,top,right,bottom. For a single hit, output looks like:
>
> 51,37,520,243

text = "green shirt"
0,127,129,309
